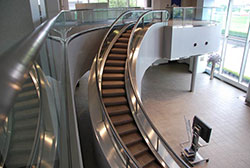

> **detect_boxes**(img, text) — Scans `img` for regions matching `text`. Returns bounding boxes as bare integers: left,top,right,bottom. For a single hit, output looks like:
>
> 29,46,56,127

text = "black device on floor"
182,116,212,166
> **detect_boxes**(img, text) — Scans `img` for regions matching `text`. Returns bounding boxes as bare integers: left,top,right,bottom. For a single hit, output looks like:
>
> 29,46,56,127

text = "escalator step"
102,88,125,97
14,118,37,130
114,43,128,48
24,77,33,84
16,90,37,102
111,48,127,54
102,81,124,89
104,66,125,73
12,129,36,142
106,60,125,66
103,96,127,106
121,33,131,37
21,82,35,92
116,123,137,135
117,37,129,43
128,142,149,157
135,152,155,167
9,144,32,155
109,53,127,60
10,141,33,153
14,107,39,120
5,154,30,168
102,73,124,80
106,105,129,116
121,132,142,146
111,114,133,126
144,162,162,168
13,98,39,111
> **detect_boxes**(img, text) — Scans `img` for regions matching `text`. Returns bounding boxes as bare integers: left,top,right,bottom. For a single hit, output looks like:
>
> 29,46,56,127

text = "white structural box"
165,23,221,60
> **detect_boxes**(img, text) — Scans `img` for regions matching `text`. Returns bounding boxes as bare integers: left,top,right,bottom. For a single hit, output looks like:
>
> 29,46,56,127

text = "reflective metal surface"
1,7,145,168
89,10,148,168
0,14,58,126
29,63,59,168
126,10,190,168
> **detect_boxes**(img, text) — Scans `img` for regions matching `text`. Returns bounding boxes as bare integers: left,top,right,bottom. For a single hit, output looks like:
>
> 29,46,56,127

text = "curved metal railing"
126,10,190,168
94,10,147,167
0,8,145,168
27,64,42,167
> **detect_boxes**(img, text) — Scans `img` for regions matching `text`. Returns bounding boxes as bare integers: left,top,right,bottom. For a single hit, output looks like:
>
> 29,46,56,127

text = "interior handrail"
0,12,60,118
0,8,143,116
126,10,190,168
95,10,148,167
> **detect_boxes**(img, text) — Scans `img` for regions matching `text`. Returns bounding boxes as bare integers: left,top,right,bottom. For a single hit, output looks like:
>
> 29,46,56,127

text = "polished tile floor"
141,62,250,168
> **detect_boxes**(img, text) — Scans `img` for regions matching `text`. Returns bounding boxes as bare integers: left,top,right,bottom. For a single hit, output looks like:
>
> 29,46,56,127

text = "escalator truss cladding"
101,27,163,168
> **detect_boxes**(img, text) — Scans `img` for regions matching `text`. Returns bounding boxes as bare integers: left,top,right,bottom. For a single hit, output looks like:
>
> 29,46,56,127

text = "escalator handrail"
127,10,190,168
97,10,146,61
95,10,148,167
26,63,43,167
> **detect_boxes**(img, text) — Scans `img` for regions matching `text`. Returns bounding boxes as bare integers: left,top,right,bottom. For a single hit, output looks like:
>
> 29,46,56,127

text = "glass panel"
222,1,250,82
172,8,183,19
129,0,137,7
213,0,229,34
109,0,128,7
204,2,228,73
68,0,88,10
228,3,250,39
242,48,250,85
207,39,224,73
183,8,195,25
222,39,245,81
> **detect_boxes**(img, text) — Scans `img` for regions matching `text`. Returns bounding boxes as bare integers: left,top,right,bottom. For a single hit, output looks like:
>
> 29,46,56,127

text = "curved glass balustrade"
166,7,220,27
52,8,138,39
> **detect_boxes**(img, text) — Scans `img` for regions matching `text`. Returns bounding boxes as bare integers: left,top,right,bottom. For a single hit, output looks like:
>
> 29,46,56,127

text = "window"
206,0,250,90
69,0,144,9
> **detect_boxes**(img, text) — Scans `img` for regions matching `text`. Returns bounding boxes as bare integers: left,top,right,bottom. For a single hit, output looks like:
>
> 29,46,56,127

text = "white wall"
0,0,34,55
45,0,60,19
136,23,166,93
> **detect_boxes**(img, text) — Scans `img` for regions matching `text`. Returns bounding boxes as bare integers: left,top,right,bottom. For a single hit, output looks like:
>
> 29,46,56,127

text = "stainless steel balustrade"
0,10,67,167
0,7,192,168
126,10,190,168
0,8,134,168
